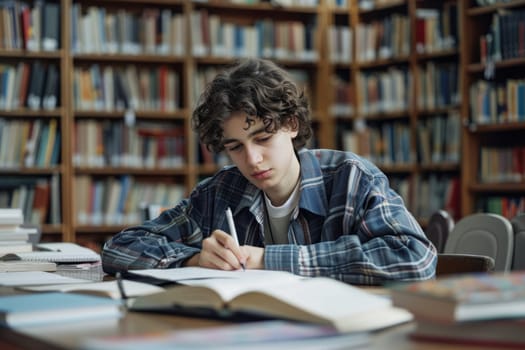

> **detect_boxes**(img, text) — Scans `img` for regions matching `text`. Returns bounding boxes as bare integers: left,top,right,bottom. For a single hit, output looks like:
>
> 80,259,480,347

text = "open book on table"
128,268,413,333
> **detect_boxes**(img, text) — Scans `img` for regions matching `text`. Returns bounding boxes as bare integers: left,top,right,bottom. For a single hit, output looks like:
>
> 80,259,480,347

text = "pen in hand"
225,207,246,271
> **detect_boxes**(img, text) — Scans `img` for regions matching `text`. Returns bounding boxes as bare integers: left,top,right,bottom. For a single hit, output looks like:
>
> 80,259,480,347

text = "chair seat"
436,253,495,276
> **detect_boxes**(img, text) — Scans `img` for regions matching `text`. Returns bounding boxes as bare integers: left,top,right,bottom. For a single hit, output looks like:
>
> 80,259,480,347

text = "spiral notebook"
0,242,100,263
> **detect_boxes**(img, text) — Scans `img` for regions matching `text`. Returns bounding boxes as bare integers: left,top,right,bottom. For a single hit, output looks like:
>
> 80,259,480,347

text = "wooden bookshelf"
5,0,520,248
0,0,329,247
459,0,525,220
331,0,462,222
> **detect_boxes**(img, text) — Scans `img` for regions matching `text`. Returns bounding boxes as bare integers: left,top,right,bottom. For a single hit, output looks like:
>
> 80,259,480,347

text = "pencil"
225,207,246,271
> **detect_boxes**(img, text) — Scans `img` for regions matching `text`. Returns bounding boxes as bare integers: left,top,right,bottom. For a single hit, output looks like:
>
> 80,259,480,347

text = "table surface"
0,265,494,350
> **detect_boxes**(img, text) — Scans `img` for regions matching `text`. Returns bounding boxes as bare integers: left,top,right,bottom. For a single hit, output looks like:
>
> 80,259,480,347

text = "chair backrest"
425,210,454,253
511,214,525,270
436,253,495,276
444,213,514,272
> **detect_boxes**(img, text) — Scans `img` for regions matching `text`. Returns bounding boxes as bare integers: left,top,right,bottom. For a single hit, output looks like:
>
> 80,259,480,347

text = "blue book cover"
517,81,525,121
0,292,122,328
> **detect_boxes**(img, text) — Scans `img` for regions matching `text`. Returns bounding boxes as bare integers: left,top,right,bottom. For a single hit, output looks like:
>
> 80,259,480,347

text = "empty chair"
444,213,514,272
511,214,525,270
425,210,454,253
436,253,495,276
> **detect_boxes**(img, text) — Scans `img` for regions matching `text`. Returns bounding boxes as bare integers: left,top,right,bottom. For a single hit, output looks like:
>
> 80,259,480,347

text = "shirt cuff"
264,244,301,274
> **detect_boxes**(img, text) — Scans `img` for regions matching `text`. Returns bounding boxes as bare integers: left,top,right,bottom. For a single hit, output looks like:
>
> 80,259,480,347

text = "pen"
225,207,246,271
115,272,128,306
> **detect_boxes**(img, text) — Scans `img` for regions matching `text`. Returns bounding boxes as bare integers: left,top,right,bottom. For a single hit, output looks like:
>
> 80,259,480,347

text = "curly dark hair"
191,58,313,153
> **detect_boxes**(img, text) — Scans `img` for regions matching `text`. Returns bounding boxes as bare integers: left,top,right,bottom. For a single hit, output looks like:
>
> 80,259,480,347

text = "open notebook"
0,242,100,263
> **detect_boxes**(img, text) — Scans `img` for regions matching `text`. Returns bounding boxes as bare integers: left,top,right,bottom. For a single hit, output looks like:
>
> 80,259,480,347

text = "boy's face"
222,111,300,206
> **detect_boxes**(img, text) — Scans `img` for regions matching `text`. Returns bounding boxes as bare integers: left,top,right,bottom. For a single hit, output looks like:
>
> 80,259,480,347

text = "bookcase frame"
459,0,525,220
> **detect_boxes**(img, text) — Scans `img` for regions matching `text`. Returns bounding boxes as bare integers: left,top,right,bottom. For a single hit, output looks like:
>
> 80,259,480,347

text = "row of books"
191,10,317,61
387,175,459,221
197,142,230,168
331,75,353,117
416,111,461,165
325,0,347,7
197,0,319,5
73,64,180,112
328,25,352,64
344,121,414,166
0,61,59,111
73,120,185,169
341,114,460,169
477,196,525,220
358,0,400,10
416,62,460,111
355,14,410,63
479,146,525,183
469,79,525,125
356,67,411,116
0,1,59,51
480,9,525,63
476,0,516,5
192,66,313,111
414,4,458,55
412,175,460,220
221,0,319,5
74,175,184,226
70,5,186,56
0,175,61,225
0,118,60,168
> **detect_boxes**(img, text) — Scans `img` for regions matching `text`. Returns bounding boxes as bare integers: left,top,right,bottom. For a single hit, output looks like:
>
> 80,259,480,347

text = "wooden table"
1,312,492,350
0,266,492,350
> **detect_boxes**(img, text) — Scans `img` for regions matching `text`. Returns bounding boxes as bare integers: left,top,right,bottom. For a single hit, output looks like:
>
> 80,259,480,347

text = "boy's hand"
184,230,264,270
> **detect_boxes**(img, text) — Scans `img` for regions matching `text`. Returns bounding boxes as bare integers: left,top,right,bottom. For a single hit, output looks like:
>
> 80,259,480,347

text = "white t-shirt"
263,181,301,245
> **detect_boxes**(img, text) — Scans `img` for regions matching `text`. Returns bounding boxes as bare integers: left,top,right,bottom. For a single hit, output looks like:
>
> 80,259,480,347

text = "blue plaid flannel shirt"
102,148,437,285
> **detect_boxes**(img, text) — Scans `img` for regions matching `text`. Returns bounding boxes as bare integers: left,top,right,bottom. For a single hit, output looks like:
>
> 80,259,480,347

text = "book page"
233,277,391,317
2,242,101,263
178,272,304,302
21,280,164,299
229,277,413,332
0,271,91,286
128,267,302,283
0,261,56,272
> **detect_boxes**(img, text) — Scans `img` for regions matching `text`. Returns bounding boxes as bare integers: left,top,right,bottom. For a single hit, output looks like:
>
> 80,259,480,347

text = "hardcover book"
0,292,122,328
390,271,525,323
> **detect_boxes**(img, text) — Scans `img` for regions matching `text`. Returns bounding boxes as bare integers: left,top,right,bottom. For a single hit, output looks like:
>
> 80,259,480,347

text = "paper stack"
0,208,55,272
0,208,38,255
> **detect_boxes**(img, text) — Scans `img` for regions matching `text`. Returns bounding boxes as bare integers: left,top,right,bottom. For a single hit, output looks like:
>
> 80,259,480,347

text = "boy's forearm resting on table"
102,224,435,285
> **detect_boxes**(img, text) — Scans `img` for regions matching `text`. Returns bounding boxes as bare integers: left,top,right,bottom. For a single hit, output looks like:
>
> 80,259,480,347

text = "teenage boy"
102,58,436,285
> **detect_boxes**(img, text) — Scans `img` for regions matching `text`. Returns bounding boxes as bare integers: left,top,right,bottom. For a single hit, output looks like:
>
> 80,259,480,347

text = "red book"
415,17,426,54
20,5,31,50
18,62,31,107
31,180,51,225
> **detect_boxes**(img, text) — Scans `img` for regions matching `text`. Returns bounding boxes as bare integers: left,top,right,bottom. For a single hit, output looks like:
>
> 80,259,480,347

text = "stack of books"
0,208,57,272
389,271,525,348
0,208,38,255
